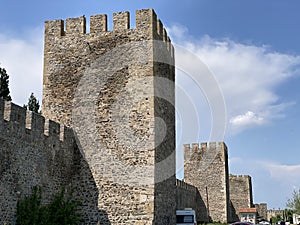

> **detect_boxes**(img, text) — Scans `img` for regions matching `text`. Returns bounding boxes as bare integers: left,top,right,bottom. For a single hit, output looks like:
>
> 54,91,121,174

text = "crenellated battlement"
229,174,251,179
0,98,74,144
184,142,227,150
184,142,228,154
0,100,76,225
176,179,198,193
44,9,172,44
43,9,175,127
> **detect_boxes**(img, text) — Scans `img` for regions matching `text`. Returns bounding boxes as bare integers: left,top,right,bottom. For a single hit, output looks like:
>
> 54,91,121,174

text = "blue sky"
1,0,300,209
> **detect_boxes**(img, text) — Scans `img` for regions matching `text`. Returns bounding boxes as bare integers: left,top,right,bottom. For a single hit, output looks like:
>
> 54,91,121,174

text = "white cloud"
0,27,43,106
168,24,300,136
265,162,300,182
232,158,300,183
230,111,264,128
229,157,300,208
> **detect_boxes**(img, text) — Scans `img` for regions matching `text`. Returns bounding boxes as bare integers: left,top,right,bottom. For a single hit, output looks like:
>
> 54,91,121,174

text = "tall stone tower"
42,9,176,224
184,142,230,223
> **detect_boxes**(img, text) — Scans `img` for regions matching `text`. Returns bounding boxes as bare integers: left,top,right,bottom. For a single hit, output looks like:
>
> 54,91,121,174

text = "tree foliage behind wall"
16,186,81,225
0,66,12,101
270,215,282,224
287,189,300,214
23,93,40,113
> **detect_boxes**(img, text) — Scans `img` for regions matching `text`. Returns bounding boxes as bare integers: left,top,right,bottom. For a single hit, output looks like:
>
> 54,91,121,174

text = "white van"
176,209,197,225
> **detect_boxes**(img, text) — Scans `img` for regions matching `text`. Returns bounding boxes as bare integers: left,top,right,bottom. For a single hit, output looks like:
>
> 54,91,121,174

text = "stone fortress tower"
42,8,176,225
184,142,230,222
230,175,254,221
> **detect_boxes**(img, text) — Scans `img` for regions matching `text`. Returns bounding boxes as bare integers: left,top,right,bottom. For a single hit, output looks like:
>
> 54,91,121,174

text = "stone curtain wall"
267,209,284,222
0,99,76,224
184,142,230,223
176,179,197,210
43,9,176,224
0,99,121,224
229,175,254,221
176,179,208,223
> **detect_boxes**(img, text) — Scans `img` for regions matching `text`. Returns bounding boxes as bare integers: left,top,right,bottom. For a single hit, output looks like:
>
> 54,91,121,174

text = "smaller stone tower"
229,175,254,221
184,142,230,223
255,203,267,221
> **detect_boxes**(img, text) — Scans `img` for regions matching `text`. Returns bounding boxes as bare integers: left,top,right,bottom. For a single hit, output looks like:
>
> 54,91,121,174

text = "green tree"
16,186,81,225
287,189,300,214
16,186,42,225
283,209,294,223
0,66,12,101
23,93,40,113
271,215,282,224
43,187,81,225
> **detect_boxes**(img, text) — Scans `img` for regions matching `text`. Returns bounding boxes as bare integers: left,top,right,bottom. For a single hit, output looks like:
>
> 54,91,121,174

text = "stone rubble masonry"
180,142,257,224
0,98,113,224
184,142,230,223
229,175,254,221
42,9,176,225
255,203,267,221
176,179,208,223
267,209,284,222
176,179,198,211
42,9,174,127
0,99,77,224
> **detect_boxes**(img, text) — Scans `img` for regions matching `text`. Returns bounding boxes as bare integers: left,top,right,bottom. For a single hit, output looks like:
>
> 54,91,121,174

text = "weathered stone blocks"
184,142,230,223
42,8,176,225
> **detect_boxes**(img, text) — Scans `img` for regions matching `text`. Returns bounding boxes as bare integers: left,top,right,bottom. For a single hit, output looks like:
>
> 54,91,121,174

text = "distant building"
240,208,258,224
293,214,300,224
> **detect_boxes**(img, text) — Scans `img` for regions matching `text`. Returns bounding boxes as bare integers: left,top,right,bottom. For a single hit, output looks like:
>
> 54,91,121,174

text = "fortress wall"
184,142,230,223
176,179,208,223
267,209,284,221
42,9,176,224
0,99,77,224
176,179,197,211
0,99,112,224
